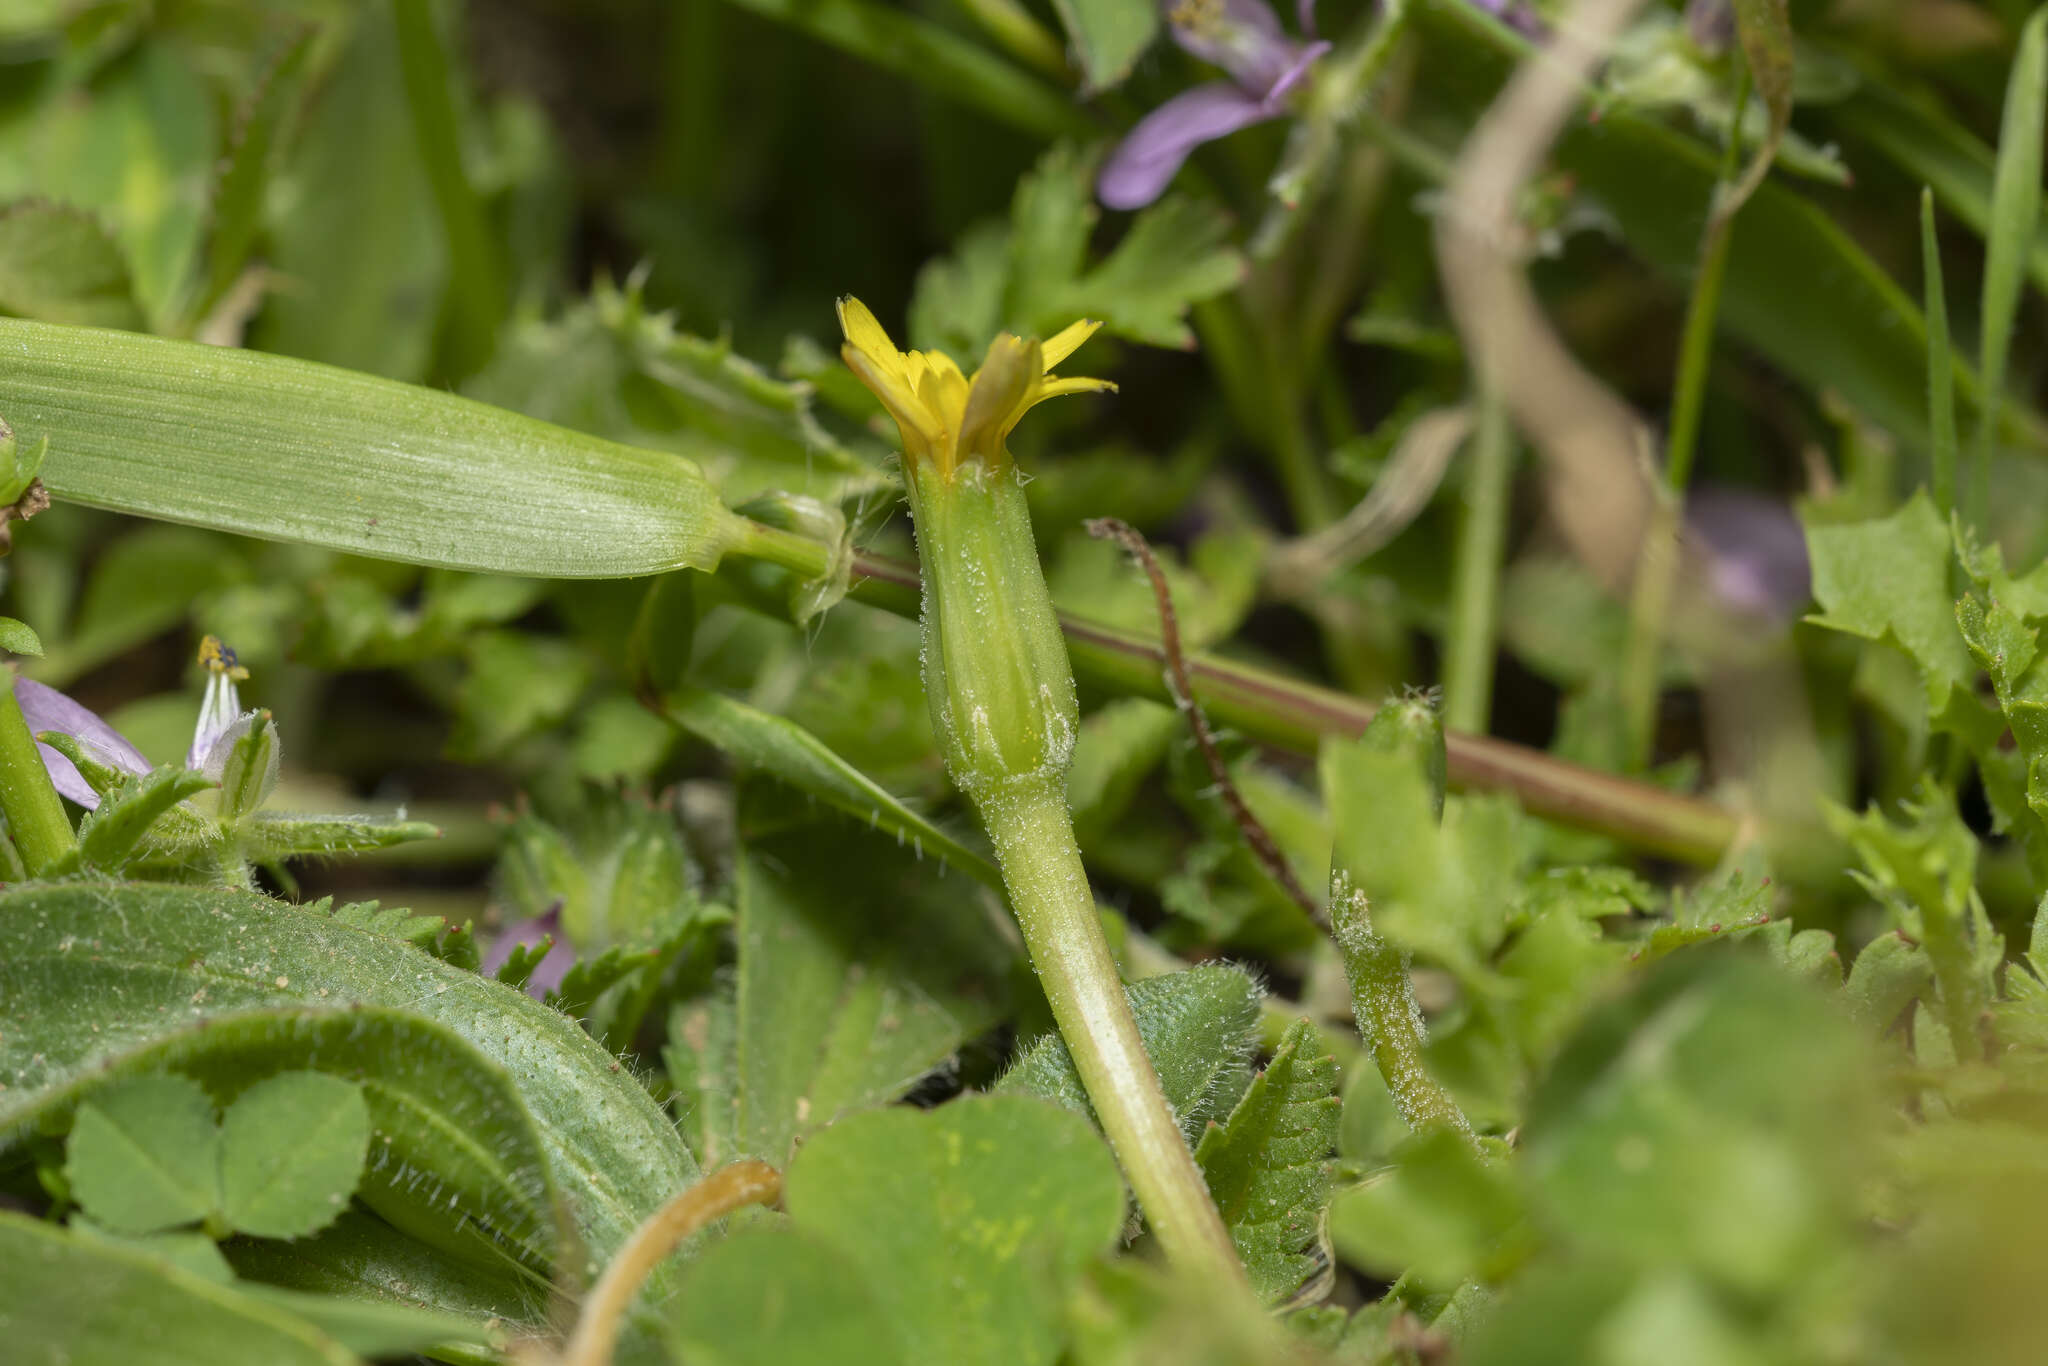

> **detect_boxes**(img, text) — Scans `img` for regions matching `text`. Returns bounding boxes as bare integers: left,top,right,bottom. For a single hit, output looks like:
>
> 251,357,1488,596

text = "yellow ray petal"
1039,319,1102,371
1034,374,1117,399
961,334,1040,460
836,296,908,384
843,344,942,455
916,351,972,433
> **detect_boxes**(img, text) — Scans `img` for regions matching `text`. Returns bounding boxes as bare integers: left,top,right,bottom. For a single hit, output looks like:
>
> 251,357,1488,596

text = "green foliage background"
3,0,2048,1362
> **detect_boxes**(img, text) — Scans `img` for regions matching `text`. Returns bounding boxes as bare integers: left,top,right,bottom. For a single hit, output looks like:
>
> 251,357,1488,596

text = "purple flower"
16,676,151,807
481,905,575,1000
17,635,261,809
1685,487,1811,624
1098,0,1331,211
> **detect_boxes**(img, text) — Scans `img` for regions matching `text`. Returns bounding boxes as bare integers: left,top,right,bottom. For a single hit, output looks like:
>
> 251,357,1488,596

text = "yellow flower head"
837,297,1114,480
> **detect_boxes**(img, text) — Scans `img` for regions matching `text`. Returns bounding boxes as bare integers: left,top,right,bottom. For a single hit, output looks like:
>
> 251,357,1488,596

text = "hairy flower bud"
910,457,1079,808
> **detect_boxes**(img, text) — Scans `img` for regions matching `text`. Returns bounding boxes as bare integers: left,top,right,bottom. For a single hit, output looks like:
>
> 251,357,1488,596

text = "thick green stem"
0,670,75,875
986,778,1244,1282
1441,391,1514,735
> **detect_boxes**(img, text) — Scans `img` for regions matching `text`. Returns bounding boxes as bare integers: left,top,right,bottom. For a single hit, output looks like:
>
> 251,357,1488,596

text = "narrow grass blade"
1924,189,1959,516
1974,6,2048,526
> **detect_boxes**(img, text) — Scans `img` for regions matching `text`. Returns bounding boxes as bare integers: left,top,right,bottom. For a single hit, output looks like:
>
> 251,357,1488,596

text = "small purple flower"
18,635,262,809
1098,0,1331,211
1685,487,1812,624
481,905,575,1000
16,676,151,807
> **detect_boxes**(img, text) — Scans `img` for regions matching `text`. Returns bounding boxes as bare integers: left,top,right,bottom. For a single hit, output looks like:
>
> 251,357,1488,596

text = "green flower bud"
910,457,1079,809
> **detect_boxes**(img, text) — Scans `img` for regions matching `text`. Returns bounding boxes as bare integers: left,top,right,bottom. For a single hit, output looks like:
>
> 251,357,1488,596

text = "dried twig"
555,1159,783,1366
1085,517,1325,926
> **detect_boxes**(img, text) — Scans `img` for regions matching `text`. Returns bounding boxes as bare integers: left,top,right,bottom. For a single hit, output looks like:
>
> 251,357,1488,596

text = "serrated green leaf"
465,279,888,508
666,687,1000,889
1194,1018,1341,1304
1048,0,1156,91
1804,491,1970,714
1321,739,1526,983
217,1071,370,1241
64,1075,220,1236
1844,930,1934,1034
65,765,216,874
1057,195,1244,349
783,1095,1126,1366
911,146,1244,357
733,819,1015,1160
996,964,1263,1145
545,943,657,1022
1826,788,1999,1061
0,1213,359,1366
0,200,142,329
668,1225,908,1365
0,318,746,578
494,937,558,994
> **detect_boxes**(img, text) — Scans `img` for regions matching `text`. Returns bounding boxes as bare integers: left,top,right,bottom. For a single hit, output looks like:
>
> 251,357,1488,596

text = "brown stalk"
1086,517,1326,926
555,1159,783,1366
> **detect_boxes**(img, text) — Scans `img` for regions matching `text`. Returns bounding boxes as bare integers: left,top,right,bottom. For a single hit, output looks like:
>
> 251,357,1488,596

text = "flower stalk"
837,299,1244,1283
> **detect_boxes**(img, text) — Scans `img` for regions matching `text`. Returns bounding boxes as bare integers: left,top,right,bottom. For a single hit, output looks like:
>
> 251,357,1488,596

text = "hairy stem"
1088,516,1323,924
987,777,1245,1283
1330,873,1473,1141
